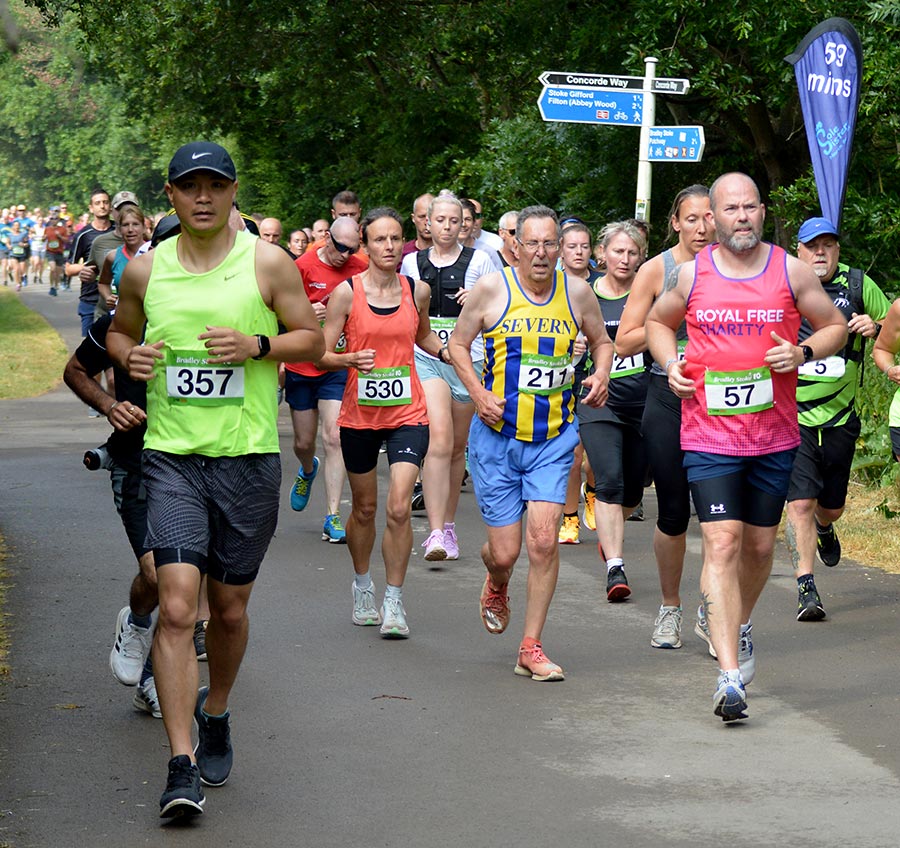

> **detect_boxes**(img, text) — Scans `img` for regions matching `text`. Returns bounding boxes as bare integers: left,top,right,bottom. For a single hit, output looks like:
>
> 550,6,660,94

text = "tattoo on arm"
663,264,682,293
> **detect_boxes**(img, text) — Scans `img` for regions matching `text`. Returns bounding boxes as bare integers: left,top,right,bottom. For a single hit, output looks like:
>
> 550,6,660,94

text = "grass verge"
0,287,69,399
837,480,900,574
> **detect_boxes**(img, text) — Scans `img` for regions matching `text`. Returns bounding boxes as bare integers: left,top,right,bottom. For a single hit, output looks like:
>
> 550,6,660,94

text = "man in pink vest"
646,172,846,722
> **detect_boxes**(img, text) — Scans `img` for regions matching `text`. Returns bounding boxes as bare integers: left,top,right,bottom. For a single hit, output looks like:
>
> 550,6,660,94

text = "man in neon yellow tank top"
108,141,323,818
449,205,614,682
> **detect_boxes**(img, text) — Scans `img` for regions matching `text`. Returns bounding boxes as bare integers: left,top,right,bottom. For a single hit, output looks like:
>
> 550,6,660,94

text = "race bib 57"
704,367,773,416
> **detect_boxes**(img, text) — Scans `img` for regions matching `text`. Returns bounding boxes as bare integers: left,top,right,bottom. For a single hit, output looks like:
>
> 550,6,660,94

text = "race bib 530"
358,366,412,406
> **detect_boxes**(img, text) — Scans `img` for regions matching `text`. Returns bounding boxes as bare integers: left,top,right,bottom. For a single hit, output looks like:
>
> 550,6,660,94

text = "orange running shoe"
480,576,510,634
514,641,565,681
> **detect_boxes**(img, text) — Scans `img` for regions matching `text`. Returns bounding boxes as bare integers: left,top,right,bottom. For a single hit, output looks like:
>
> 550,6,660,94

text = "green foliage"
0,4,170,210
5,0,899,280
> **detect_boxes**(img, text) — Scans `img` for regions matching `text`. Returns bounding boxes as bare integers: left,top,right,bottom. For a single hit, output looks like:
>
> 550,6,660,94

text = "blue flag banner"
785,18,862,230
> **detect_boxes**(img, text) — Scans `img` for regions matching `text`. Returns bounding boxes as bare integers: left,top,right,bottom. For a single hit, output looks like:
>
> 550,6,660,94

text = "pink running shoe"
514,641,565,681
443,524,459,560
422,529,447,561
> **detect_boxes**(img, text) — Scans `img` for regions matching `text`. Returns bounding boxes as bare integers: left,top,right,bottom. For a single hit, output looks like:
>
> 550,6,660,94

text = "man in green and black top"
785,217,891,622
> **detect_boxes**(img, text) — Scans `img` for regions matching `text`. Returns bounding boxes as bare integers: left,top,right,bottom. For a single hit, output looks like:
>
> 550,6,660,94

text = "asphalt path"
2,284,900,846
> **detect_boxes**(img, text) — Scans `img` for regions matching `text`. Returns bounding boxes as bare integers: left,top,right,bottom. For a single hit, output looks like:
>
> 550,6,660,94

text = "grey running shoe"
159,755,205,818
797,578,826,622
352,581,382,626
380,597,410,639
651,605,683,649
713,672,748,722
694,604,718,659
133,675,162,719
193,687,233,787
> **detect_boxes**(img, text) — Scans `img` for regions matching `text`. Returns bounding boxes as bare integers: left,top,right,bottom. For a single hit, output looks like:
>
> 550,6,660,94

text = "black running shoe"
816,522,841,567
606,565,631,602
797,579,826,622
159,754,205,818
411,481,425,511
193,620,208,662
194,687,233,786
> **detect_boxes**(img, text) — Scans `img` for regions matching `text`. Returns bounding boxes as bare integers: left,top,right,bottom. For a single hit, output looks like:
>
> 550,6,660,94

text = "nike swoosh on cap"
191,152,213,160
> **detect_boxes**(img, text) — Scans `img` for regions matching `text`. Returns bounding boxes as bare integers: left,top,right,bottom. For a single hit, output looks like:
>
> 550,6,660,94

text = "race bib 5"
797,355,845,382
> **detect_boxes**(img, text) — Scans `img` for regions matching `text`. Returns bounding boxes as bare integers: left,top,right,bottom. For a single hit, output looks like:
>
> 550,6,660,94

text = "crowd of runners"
46,140,900,819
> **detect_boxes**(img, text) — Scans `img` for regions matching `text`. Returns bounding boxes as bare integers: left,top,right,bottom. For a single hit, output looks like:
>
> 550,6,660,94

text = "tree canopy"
1,0,897,276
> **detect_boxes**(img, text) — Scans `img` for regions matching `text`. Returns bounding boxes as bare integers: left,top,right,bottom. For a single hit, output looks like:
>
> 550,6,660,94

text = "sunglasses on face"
331,235,355,254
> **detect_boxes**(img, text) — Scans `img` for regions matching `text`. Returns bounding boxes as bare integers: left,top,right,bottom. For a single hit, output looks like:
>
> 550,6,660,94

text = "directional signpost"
539,71,690,95
646,126,705,162
537,85,643,127
537,59,700,220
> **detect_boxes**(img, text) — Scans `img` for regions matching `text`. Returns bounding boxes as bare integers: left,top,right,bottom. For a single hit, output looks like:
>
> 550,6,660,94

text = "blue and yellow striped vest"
482,267,578,442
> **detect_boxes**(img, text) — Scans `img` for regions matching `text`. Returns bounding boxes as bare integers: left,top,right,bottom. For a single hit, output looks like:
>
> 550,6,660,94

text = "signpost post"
537,60,698,222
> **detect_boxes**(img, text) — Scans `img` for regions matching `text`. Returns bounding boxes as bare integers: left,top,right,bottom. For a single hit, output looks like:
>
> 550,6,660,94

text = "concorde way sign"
538,71,690,95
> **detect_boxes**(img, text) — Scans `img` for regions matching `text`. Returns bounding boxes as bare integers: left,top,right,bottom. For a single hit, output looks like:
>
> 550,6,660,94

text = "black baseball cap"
167,141,237,183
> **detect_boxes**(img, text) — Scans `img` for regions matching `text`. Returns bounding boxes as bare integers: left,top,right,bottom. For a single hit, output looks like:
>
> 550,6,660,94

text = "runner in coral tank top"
318,207,448,641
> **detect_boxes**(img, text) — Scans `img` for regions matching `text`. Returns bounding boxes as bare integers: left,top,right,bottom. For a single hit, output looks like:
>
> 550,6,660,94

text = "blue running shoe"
322,513,346,544
159,755,204,818
193,687,233,786
290,456,319,512
713,672,748,722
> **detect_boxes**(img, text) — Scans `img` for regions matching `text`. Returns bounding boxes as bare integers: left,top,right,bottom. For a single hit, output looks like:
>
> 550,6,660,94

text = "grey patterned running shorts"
142,449,281,585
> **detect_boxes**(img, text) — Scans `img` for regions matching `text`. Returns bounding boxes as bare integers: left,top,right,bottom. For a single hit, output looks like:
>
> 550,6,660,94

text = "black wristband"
252,334,271,360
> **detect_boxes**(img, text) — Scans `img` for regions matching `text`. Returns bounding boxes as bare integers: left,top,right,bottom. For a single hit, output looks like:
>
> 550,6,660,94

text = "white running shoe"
739,624,756,686
352,581,382,626
693,604,718,659
133,675,162,719
380,597,410,638
110,606,153,686
651,605,683,649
